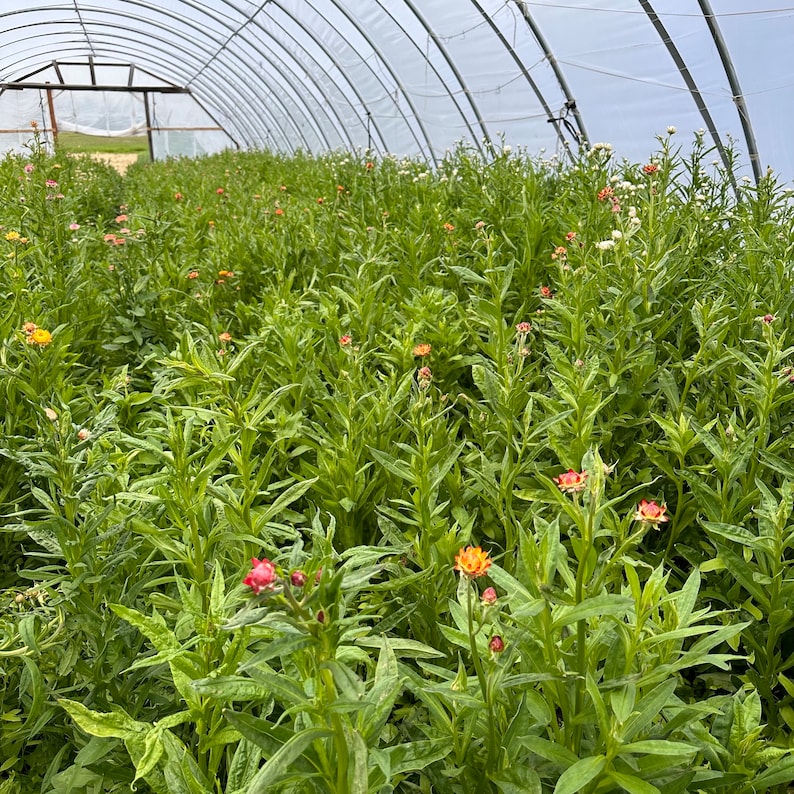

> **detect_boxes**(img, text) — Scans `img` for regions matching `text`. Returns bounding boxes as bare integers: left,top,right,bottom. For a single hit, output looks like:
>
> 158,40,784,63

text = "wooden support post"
143,91,154,162
45,84,58,147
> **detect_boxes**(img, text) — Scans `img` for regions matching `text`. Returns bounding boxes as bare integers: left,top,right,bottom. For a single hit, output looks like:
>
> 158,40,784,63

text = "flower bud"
481,587,498,605
488,635,505,653
290,570,307,587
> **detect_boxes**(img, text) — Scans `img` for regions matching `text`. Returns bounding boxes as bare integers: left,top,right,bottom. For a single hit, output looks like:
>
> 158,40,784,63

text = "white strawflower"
596,240,615,251
667,125,677,134
611,230,623,240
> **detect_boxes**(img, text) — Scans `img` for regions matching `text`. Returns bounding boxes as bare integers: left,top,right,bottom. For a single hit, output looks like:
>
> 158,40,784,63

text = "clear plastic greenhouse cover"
1,1,792,182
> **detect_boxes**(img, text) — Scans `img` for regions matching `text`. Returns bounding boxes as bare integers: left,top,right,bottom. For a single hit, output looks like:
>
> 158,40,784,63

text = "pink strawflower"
634,499,669,525
553,469,588,494
481,587,498,605
243,557,278,594
290,570,307,587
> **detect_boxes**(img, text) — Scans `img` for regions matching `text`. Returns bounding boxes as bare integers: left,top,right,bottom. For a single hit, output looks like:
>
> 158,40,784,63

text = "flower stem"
467,582,498,770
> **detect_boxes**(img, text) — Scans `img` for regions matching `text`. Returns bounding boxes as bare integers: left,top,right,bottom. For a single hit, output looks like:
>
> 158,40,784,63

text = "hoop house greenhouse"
3,4,794,793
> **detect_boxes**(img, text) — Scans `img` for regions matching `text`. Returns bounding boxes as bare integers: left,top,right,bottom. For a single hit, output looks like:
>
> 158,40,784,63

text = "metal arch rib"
83,1,335,152
1,24,289,152
385,0,490,154
512,0,588,146
1,3,384,154
74,4,318,152
197,0,396,156
301,0,439,165
467,0,577,160
1,33,288,150
71,0,97,57
0,11,296,151
697,0,762,183
221,9,372,150
255,3,390,155
639,0,736,191
221,0,430,160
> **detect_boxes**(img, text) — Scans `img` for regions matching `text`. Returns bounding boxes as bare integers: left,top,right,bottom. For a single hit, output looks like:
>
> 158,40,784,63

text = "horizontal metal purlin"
0,126,222,133
0,82,190,93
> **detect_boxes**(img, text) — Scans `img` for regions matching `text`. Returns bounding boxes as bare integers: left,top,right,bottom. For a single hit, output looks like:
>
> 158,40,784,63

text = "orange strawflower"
454,546,492,578
634,499,669,525
412,343,432,357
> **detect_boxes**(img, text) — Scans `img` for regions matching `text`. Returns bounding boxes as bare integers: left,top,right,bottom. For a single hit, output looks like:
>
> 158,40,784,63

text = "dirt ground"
87,152,140,175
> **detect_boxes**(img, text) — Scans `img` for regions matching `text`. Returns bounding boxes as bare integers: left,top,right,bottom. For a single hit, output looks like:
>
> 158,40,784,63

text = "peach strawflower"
22,322,37,334
412,343,432,357
454,546,492,578
339,334,352,346
77,428,90,441
553,469,588,494
115,214,128,223
515,322,531,334
188,270,199,279
219,332,232,343
27,328,52,347
540,286,554,299
44,407,58,421
597,186,614,201
443,223,455,232
274,208,284,216
634,499,669,525
643,164,659,174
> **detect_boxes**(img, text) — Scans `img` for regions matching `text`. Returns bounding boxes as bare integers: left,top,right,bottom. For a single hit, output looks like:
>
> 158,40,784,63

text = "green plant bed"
2,133,794,792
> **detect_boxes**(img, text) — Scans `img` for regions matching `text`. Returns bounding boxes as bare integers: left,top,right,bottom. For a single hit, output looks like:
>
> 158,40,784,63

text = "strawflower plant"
1,133,794,792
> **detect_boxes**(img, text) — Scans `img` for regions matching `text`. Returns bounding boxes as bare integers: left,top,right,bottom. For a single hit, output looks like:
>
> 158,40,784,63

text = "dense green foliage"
2,132,794,792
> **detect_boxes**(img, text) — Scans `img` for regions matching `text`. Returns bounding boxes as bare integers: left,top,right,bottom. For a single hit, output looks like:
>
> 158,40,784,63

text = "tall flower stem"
466,582,498,771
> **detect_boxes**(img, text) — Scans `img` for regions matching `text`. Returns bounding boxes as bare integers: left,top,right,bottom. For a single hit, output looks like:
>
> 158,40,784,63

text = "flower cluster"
22,323,52,347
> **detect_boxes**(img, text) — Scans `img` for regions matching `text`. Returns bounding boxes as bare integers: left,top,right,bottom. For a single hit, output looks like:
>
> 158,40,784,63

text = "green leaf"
607,771,660,794
244,727,330,793
383,740,451,775
493,767,542,794
190,675,275,701
347,728,368,794
109,604,180,653
521,736,578,768
59,700,146,740
552,594,633,629
553,755,606,794
620,740,696,757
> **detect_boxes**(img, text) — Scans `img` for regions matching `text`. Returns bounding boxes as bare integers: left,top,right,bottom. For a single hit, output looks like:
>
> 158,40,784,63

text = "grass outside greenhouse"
2,131,794,793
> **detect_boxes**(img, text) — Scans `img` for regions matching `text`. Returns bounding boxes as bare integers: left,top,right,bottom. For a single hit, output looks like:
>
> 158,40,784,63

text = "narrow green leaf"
552,594,633,629
607,771,660,794
553,755,606,794
245,727,330,793
59,699,145,740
